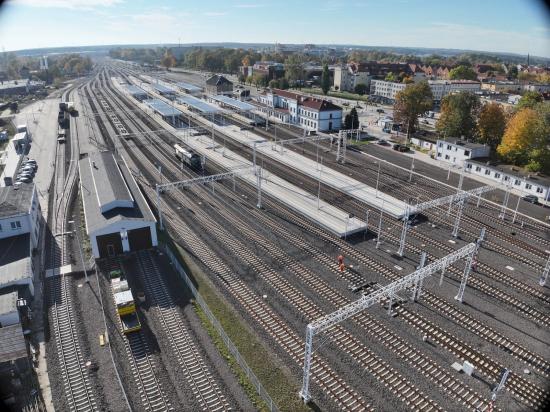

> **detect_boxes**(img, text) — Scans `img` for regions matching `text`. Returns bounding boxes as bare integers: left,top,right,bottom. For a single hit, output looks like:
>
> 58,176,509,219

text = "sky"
0,0,549,57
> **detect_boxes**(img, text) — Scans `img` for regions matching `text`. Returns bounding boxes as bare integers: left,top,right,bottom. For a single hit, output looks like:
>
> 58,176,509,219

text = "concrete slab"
176,132,367,237
45,264,73,278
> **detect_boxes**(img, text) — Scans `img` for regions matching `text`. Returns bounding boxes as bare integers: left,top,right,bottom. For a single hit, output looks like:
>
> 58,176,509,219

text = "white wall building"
0,183,41,248
79,152,157,259
333,65,371,92
369,80,407,101
370,79,481,103
428,80,481,102
257,89,342,132
435,139,490,165
465,160,550,201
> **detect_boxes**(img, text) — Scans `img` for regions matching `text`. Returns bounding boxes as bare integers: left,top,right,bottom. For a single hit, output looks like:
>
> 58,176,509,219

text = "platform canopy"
126,85,147,96
177,82,202,93
145,99,182,117
211,95,255,111
177,95,220,114
153,83,176,94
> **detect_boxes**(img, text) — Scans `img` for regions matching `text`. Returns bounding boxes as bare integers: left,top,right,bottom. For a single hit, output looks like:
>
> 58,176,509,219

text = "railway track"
48,84,99,412
136,250,231,411
98,77,446,411
95,67,550,408
100,258,172,412
90,74,373,411
49,275,98,412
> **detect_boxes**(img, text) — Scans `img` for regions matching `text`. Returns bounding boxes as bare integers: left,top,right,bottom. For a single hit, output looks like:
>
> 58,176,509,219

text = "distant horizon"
1,0,549,58
5,41,548,62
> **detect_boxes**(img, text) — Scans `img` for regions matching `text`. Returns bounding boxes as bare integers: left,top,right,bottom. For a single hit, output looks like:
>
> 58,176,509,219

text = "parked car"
522,195,539,204
377,139,390,146
16,176,32,183
392,143,402,151
376,108,385,113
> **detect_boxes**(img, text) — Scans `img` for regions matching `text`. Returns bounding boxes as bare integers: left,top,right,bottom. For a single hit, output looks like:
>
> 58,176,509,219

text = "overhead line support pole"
455,228,485,303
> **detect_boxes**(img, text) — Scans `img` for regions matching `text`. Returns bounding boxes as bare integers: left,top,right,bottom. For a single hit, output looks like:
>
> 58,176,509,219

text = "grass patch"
159,232,309,412
193,303,270,411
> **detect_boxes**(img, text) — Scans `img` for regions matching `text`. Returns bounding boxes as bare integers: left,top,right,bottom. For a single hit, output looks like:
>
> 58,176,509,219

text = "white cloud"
203,11,227,16
10,0,123,9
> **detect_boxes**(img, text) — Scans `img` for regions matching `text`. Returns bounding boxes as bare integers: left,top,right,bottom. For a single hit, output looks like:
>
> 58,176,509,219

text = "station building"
205,75,233,96
79,151,157,259
257,89,342,132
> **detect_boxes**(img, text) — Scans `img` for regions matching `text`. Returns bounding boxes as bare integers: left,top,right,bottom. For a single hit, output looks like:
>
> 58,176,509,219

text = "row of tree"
394,84,549,173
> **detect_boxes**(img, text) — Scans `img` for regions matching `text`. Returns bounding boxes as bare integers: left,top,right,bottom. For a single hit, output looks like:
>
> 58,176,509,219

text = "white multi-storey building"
0,183,41,248
369,80,407,101
370,80,481,103
333,64,372,92
257,89,342,132
0,183,41,297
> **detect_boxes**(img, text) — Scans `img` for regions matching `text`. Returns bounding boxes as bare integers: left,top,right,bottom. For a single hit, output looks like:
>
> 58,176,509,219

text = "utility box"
463,361,474,376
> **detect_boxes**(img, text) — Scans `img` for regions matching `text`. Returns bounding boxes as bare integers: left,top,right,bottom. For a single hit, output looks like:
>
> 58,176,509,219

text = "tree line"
393,85,549,173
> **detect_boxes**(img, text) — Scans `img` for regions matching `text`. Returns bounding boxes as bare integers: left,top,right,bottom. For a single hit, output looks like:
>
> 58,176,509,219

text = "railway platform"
177,132,367,237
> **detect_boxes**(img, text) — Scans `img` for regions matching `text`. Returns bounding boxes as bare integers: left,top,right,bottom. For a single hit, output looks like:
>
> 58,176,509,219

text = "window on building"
504,176,509,181
525,183,532,189
11,221,21,230
485,170,490,175
536,187,543,193
437,152,441,157
0,223,2,231
438,142,443,147
330,113,333,119
514,179,520,185
445,154,450,159
466,163,472,169
447,145,452,150
494,173,501,178
464,150,470,156
475,166,481,172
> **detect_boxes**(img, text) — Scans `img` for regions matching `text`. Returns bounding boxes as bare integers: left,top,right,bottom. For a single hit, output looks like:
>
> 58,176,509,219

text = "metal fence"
160,243,279,412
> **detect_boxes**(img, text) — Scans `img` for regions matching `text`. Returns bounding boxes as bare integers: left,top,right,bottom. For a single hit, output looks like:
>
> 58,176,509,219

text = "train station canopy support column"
299,240,481,403
155,166,258,230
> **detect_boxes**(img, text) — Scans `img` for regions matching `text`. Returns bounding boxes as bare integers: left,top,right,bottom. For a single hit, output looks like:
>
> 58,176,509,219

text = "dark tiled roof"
271,89,342,112
206,75,233,86
0,183,34,219
0,234,31,288
0,324,26,363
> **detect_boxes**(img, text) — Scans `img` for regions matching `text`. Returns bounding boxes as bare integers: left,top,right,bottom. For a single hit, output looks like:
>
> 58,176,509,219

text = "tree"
161,51,176,70
284,54,306,85
516,91,543,110
436,92,480,138
321,64,330,95
354,83,368,95
344,108,360,129
477,102,506,149
508,65,518,79
278,77,290,90
393,81,433,140
497,108,539,165
385,72,397,82
449,65,478,80
269,79,280,89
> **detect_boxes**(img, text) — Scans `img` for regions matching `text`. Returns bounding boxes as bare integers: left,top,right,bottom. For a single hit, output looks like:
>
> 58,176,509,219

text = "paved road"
357,143,550,223
15,97,60,214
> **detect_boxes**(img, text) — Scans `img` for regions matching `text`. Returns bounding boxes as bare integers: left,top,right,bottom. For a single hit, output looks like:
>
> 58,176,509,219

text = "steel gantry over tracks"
156,166,261,230
299,237,484,403
396,184,495,256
